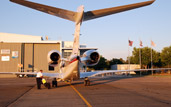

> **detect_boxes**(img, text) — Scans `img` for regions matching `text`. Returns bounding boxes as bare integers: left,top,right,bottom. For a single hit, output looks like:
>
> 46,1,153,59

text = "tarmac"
0,76,171,107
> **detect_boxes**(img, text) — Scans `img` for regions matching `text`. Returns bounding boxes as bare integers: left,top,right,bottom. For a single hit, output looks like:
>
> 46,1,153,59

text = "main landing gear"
84,77,90,86
52,78,58,87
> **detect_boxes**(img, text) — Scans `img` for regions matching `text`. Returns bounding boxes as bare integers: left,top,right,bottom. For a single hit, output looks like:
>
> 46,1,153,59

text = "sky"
0,0,171,60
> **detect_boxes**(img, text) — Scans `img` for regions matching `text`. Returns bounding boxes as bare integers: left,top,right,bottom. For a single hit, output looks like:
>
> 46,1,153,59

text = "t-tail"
7,0,157,82
71,5,84,57
10,0,155,59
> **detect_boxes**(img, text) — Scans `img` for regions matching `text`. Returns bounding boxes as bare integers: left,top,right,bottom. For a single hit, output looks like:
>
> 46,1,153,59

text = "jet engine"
47,50,61,67
81,50,100,66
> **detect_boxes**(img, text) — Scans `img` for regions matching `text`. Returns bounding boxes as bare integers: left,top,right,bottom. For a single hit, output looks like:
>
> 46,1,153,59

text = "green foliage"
161,46,171,67
130,47,160,68
89,56,109,70
88,45,171,70
88,56,125,70
109,58,125,68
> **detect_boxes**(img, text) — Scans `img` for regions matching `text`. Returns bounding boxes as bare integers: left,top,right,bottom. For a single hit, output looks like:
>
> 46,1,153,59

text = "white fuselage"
60,59,80,81
59,6,84,81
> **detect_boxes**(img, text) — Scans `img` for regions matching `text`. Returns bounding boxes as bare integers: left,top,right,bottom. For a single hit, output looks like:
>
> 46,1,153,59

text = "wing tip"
147,0,156,5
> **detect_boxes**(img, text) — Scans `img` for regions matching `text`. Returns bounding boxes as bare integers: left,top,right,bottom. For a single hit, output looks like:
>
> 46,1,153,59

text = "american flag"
129,40,133,47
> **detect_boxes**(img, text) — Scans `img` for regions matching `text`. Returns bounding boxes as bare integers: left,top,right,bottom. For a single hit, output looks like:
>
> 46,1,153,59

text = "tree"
109,58,124,68
88,56,109,70
130,47,160,68
161,46,171,67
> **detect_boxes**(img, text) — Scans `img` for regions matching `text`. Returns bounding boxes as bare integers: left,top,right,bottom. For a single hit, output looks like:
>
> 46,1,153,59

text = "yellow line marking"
70,84,92,107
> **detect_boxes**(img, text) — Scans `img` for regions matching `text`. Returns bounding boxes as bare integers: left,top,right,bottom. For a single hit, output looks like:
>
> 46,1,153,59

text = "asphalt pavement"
0,76,171,107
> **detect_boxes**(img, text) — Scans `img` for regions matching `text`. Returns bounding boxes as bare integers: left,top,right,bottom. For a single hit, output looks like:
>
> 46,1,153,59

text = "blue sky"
0,0,171,60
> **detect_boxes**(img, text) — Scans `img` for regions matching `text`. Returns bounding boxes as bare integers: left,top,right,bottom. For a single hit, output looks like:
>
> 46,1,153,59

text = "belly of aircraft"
62,60,80,81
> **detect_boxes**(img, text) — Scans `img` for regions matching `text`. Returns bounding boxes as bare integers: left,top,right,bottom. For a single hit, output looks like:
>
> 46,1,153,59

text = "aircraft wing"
80,68,171,78
0,72,60,78
10,0,77,22
83,0,155,21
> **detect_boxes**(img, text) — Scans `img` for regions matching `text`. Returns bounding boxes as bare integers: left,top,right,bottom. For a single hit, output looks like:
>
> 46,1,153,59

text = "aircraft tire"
52,79,58,87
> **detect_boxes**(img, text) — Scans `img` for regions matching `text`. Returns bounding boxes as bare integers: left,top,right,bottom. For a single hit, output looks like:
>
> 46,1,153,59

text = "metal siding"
34,44,60,72
0,43,60,74
24,44,33,72
0,43,21,72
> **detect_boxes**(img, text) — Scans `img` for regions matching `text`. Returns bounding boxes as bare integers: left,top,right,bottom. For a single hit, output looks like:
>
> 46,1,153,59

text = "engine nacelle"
47,50,61,67
81,50,100,66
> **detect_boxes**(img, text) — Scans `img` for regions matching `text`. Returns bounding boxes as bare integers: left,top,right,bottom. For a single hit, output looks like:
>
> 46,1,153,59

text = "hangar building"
0,32,97,76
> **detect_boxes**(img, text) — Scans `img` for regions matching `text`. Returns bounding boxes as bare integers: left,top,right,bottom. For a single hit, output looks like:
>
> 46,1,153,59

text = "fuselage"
60,6,84,81
60,56,80,81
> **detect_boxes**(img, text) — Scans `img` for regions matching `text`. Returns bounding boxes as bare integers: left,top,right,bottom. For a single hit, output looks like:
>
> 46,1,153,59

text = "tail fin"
71,6,84,57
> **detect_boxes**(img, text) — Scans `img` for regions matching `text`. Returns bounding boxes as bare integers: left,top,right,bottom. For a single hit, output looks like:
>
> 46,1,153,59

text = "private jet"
1,0,159,86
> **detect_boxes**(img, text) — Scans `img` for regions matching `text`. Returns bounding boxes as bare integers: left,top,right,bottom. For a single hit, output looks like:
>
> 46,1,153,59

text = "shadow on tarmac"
69,75,140,87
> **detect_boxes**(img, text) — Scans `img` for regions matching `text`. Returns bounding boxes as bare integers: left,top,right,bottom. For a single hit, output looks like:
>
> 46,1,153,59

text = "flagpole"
151,40,153,75
128,38,130,75
139,48,141,69
139,39,142,76
129,44,130,70
128,38,134,76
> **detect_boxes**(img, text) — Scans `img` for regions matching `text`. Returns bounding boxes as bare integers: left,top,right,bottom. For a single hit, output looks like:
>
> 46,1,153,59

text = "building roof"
62,47,98,50
0,32,97,49
0,32,60,43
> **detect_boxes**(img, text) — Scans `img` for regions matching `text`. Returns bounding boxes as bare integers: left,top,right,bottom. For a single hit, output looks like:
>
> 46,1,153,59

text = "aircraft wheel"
84,77,90,86
52,78,58,87
84,80,87,86
87,80,90,86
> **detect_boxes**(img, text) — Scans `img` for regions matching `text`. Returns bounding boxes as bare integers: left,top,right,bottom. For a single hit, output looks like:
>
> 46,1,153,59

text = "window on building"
63,52,72,58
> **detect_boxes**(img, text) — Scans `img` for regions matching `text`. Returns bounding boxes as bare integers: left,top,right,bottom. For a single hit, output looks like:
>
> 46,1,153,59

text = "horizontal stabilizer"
83,0,155,21
10,0,155,23
10,0,77,22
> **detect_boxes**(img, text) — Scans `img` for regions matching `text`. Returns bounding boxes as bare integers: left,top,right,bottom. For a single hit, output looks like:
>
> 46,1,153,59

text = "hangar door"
24,43,60,73
0,43,22,73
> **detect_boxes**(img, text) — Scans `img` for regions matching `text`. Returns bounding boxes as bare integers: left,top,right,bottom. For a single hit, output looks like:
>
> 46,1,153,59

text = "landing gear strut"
84,77,90,86
52,78,58,87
